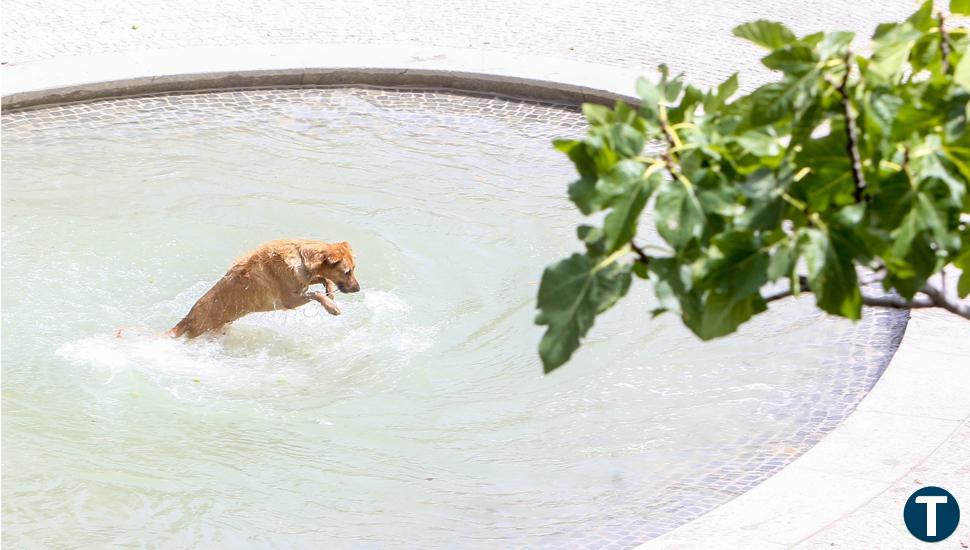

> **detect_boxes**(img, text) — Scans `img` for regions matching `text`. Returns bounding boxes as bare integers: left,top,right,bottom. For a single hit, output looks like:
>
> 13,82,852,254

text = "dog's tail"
113,325,172,339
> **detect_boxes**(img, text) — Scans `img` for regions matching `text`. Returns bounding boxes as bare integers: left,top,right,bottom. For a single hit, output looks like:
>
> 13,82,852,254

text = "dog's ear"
299,246,326,272
324,242,351,265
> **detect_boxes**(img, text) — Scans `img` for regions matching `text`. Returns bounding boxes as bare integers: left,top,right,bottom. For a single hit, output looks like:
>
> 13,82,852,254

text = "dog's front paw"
309,291,342,316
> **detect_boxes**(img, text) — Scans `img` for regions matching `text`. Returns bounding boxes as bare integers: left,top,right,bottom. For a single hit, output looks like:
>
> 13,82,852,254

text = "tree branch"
630,241,651,265
861,294,937,309
763,276,809,304
920,282,970,319
836,51,867,203
762,277,970,320
939,12,951,74
860,264,886,286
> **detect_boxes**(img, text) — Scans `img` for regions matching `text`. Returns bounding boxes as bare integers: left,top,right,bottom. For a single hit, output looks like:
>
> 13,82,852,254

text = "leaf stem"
657,103,684,154
594,245,632,272
669,122,699,132
658,104,684,154
655,104,697,193
643,160,666,179
781,191,807,212
808,212,829,232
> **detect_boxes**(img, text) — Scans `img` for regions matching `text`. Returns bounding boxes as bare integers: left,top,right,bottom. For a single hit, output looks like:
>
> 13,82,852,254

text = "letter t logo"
915,496,948,537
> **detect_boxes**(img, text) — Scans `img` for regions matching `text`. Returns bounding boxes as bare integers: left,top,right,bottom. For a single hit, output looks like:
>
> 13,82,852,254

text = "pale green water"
2,90,898,548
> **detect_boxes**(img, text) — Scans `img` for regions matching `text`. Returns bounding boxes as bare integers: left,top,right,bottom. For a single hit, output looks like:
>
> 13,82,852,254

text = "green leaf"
887,178,960,261
953,0,970,15
696,292,767,340
885,232,939,298
698,184,744,217
649,257,702,324
752,82,792,125
603,172,659,252
891,205,922,260
914,192,951,248
955,49,970,91
555,139,598,185
577,225,606,258
795,126,856,211
798,228,862,319
733,20,797,50
790,100,824,147
633,260,650,279
614,101,637,123
892,83,957,141
657,64,686,104
697,230,769,296
654,178,706,250
911,139,966,210
818,31,855,60
595,159,646,204
637,76,661,123
608,123,646,157
706,73,739,112
863,89,904,139
768,240,796,280
735,131,782,157
670,84,704,125
746,76,816,127
561,140,638,215
873,22,899,40
907,1,935,30
956,246,970,298
536,255,632,372
762,45,818,75
869,27,921,82
568,175,598,215
739,170,785,230
582,103,611,126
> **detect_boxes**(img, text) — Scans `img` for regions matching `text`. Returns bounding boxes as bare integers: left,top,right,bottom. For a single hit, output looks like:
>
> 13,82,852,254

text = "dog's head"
304,241,360,293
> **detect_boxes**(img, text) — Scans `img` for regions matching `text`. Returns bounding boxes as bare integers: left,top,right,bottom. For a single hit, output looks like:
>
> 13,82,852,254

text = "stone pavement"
644,308,970,548
800,420,969,549
3,0,921,91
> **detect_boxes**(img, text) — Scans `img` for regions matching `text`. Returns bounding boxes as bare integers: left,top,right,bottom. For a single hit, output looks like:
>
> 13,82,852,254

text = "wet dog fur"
169,239,360,338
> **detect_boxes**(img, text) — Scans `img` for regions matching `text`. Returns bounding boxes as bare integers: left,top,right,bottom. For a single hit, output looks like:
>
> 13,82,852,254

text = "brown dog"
169,239,360,338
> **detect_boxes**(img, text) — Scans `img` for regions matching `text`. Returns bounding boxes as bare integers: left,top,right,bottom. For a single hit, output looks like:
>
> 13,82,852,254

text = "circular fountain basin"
1,88,906,548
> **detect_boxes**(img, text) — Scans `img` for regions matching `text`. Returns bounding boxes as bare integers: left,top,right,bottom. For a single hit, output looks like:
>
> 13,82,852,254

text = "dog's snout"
339,279,361,293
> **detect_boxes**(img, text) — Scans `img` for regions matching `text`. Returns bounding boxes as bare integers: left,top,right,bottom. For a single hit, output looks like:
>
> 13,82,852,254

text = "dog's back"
169,246,295,337
169,270,251,338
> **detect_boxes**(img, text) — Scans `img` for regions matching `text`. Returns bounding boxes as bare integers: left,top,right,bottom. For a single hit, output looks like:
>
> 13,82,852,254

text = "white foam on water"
56,288,436,401
234,288,436,360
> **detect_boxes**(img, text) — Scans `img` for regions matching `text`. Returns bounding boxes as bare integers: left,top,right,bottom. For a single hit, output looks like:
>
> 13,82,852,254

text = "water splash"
56,288,436,401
